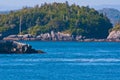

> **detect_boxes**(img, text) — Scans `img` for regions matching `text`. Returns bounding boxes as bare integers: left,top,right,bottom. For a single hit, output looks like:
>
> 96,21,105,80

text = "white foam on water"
95,50,111,53
0,63,35,66
1,58,120,66
69,52,117,56
95,49,120,53
67,63,120,66
14,58,120,63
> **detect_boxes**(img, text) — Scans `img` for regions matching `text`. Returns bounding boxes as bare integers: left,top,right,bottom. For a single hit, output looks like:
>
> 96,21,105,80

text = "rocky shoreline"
0,40,44,54
3,31,120,42
1,30,119,54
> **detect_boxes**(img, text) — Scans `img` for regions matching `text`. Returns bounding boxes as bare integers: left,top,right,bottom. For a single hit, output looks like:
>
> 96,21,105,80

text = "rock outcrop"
5,31,120,41
0,40,44,54
3,31,83,41
3,34,36,40
37,31,74,41
107,31,120,39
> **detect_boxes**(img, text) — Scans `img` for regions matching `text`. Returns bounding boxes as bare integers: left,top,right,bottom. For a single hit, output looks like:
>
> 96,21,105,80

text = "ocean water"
0,41,120,80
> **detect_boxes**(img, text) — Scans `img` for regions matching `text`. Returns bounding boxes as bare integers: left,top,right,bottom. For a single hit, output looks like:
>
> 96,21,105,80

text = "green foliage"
0,2,112,38
0,27,10,32
112,24,120,31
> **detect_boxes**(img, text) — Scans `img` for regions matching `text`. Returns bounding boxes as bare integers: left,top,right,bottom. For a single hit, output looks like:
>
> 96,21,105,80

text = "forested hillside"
0,2,112,39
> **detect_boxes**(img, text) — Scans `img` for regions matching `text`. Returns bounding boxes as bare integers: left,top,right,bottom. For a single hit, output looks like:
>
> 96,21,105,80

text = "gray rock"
3,31,85,41
107,31,120,39
76,35,83,40
0,40,44,54
7,35,18,38
36,31,74,41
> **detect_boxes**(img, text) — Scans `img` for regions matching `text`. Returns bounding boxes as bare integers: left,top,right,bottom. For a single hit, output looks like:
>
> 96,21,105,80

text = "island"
0,2,113,41
0,2,120,42
0,40,44,54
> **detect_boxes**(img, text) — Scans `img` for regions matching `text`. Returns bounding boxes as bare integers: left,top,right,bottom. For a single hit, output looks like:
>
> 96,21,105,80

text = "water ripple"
14,58,120,63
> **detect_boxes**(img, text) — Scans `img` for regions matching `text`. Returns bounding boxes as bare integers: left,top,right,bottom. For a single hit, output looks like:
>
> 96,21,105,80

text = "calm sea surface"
0,41,120,80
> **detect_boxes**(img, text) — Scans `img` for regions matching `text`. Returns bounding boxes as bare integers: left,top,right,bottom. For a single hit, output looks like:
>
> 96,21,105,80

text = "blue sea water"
0,41,120,80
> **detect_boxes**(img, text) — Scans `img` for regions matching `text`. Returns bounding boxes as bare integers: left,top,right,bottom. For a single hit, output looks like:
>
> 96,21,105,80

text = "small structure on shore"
0,40,44,54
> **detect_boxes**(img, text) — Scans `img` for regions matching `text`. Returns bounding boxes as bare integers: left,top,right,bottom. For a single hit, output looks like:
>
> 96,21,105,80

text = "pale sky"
0,0,120,11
